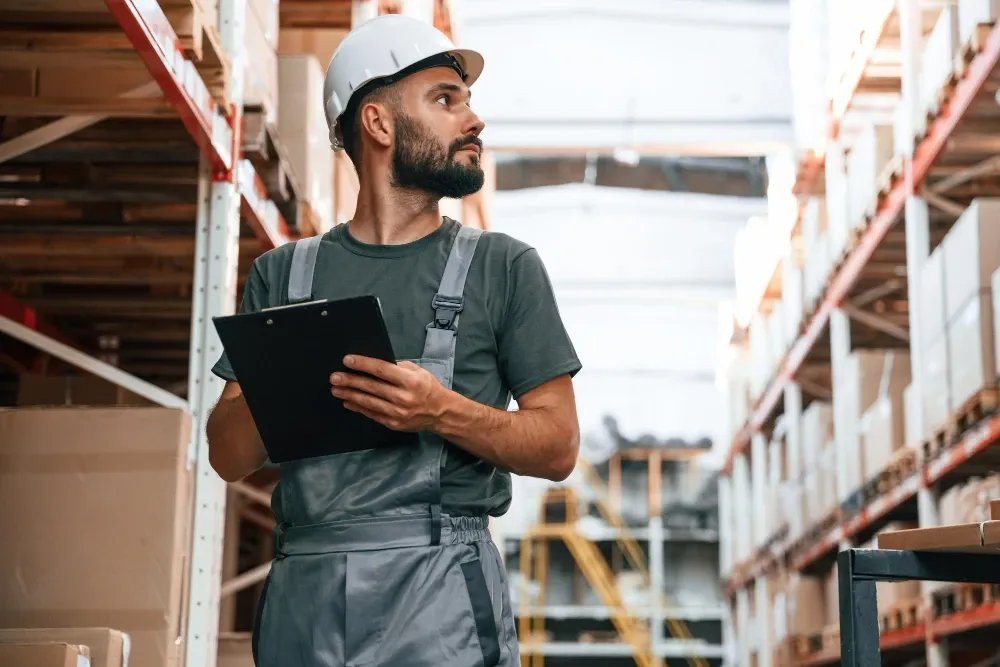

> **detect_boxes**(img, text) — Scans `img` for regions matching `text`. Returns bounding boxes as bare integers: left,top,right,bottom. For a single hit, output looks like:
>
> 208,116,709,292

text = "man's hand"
330,355,447,432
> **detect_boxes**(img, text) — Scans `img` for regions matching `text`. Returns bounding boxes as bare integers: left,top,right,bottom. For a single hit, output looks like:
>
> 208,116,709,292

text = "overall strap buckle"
431,293,464,329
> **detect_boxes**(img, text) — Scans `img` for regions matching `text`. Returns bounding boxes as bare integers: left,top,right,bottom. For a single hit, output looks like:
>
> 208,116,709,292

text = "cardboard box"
278,55,335,233
17,373,153,407
768,302,787,365
920,245,947,342
958,0,1000,58
248,0,278,48
918,5,960,135
801,401,833,468
0,642,90,667
0,408,193,667
903,383,921,448
922,334,952,436
198,0,219,34
786,574,827,637
278,28,348,66
947,291,997,409
825,148,850,262
782,251,805,345
218,635,253,667
942,198,1000,321
244,8,278,122
861,396,902,480
845,123,895,230
995,267,1000,394
837,350,911,486
818,440,838,521
823,563,839,627
0,629,127,667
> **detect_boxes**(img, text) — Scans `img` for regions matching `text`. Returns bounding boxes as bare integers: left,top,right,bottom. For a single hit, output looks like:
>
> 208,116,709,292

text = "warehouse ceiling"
494,154,769,198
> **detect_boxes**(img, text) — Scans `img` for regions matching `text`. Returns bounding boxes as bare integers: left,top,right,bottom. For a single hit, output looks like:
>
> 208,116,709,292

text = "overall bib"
251,225,521,667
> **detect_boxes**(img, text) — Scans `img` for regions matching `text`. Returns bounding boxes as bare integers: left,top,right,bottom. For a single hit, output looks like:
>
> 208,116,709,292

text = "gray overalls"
251,225,520,667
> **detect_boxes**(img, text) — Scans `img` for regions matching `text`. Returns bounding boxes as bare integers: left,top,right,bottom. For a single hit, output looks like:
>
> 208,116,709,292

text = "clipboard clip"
431,293,464,329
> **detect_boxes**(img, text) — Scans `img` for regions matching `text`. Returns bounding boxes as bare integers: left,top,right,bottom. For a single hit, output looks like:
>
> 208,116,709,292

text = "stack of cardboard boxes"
918,197,1000,440
916,4,959,138
844,123,895,233
0,404,193,667
0,629,129,667
836,350,912,500
245,0,280,123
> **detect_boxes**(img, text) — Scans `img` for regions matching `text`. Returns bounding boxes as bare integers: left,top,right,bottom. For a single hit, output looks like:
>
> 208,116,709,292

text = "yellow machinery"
518,458,710,667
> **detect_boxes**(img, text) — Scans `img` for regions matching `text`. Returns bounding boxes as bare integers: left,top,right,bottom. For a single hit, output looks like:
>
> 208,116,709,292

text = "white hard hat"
323,14,485,151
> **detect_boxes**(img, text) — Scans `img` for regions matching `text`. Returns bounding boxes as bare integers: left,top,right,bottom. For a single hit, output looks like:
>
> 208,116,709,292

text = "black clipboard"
212,295,415,463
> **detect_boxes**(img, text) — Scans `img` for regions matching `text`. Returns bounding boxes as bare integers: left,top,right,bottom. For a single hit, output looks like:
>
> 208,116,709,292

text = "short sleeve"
497,248,582,398
211,261,271,382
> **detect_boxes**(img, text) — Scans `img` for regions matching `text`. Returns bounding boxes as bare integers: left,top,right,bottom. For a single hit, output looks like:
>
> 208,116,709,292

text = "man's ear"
358,102,394,150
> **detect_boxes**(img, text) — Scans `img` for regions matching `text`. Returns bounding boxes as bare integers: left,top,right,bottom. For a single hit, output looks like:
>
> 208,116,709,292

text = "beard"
390,113,485,199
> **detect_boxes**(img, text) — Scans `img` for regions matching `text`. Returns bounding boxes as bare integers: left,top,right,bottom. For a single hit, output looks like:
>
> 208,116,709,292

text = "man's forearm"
430,390,579,481
206,394,268,482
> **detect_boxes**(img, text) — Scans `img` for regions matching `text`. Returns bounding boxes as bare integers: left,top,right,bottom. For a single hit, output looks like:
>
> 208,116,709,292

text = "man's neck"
350,179,442,246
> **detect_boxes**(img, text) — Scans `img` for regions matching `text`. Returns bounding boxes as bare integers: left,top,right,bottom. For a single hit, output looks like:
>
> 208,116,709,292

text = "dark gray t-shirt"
212,217,582,517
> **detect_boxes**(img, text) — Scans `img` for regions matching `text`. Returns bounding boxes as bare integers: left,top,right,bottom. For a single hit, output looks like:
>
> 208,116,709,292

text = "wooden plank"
0,27,137,50
279,0,352,28
0,234,261,257
0,96,174,118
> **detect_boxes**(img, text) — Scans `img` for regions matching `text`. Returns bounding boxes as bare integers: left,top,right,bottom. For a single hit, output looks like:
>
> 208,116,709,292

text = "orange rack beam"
104,0,293,249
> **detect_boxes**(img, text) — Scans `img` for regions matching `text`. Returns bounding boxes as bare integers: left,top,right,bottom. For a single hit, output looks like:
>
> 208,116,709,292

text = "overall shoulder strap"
420,225,483,361
287,234,323,304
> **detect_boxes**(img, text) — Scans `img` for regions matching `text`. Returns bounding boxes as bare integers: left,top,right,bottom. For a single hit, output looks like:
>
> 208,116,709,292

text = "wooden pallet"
162,0,231,108
821,624,839,649
922,422,950,462
931,583,999,618
948,386,1000,442
241,109,319,233
876,155,904,204
881,597,923,632
875,447,920,495
956,583,1000,611
954,23,995,80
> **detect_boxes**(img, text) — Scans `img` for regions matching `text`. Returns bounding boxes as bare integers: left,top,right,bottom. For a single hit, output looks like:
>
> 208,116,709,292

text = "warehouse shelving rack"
0,1,455,667
516,448,724,666
721,3,1000,667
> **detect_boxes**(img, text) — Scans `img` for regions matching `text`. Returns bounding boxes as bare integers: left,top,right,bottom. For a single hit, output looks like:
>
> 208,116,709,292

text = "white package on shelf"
994,267,1000,394
825,143,851,262
845,123,895,233
782,251,805,345
941,198,1000,322
958,0,1000,53
789,0,832,154
917,5,960,137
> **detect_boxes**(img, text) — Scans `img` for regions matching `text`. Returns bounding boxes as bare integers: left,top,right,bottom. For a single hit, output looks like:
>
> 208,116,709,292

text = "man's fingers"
331,371,402,402
343,355,407,384
333,387,398,417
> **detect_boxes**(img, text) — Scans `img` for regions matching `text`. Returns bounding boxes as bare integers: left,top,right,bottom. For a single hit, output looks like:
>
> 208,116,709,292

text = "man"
206,13,582,667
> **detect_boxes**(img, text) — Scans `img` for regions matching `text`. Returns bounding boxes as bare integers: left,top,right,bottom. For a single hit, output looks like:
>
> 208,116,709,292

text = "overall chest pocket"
403,357,453,389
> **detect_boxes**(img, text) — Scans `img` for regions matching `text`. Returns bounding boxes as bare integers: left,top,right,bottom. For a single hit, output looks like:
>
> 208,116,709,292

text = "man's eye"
436,95,448,105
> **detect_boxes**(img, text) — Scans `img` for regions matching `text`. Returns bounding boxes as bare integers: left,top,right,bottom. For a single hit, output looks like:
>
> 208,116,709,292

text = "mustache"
449,135,483,156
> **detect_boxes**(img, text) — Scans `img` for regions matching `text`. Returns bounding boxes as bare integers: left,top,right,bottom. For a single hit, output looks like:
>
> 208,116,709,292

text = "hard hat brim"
450,48,485,88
